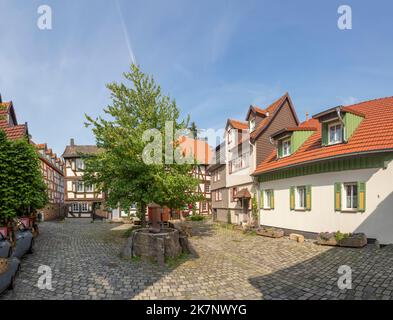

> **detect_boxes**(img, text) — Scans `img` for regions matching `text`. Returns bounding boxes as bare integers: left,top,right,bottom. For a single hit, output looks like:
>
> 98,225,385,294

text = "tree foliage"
83,65,203,221
0,130,48,224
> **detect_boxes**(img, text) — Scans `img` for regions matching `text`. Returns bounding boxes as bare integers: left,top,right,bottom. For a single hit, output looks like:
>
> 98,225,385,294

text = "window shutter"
334,183,341,211
277,141,283,158
358,182,366,212
260,189,264,209
290,187,295,210
306,185,312,211
322,123,328,146
270,190,275,209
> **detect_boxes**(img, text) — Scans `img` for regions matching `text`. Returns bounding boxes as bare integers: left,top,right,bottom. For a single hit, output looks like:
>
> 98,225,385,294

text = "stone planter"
338,233,367,248
317,233,338,246
256,227,284,238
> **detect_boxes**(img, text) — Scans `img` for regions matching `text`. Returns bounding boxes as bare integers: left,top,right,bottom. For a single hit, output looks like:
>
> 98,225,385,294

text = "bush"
189,215,204,221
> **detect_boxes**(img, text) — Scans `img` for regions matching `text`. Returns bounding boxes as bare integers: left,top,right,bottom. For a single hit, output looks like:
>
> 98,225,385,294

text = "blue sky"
1,0,393,154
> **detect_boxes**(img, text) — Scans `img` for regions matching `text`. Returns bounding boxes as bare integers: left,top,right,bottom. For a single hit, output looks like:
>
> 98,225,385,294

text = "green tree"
189,121,198,139
83,65,202,225
0,130,48,224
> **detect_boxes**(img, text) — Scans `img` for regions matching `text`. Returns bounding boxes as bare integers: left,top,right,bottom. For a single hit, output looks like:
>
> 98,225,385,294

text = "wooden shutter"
277,141,283,158
290,187,295,210
334,183,341,211
260,189,264,209
358,182,366,212
270,190,275,210
306,185,312,211
322,123,329,145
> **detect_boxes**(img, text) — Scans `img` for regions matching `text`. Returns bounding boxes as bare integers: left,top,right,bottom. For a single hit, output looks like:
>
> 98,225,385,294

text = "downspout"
335,106,346,142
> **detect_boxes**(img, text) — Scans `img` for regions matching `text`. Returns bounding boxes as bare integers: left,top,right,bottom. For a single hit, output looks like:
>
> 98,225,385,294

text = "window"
85,184,94,192
72,203,79,212
202,202,207,211
77,181,84,192
76,158,85,170
344,183,358,210
232,187,237,202
229,152,249,174
213,170,220,182
296,186,307,210
282,139,291,157
328,123,343,145
249,118,256,132
264,190,272,209
80,203,89,212
228,129,233,145
205,184,210,193
218,190,222,201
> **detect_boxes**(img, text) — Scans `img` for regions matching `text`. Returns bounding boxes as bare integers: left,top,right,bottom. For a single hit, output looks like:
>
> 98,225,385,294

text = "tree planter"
317,232,338,246
256,227,284,238
317,232,367,248
338,233,367,248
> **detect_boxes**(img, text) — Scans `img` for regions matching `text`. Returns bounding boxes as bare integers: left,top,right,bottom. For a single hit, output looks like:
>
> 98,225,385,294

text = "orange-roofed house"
253,96,393,244
179,136,214,215
208,93,299,224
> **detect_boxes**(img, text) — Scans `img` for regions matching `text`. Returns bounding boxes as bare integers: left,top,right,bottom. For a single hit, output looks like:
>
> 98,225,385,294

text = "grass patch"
165,253,190,268
186,215,205,222
123,225,142,238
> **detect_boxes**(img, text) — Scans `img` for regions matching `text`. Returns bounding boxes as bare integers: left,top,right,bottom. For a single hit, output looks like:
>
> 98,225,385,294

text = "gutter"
252,148,393,176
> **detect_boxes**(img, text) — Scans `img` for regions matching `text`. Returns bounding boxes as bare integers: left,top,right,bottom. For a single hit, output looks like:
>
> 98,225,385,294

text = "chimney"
306,112,309,121
70,138,75,146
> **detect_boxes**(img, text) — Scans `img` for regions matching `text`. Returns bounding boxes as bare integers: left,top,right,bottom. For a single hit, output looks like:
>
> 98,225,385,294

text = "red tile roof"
179,136,213,165
228,119,248,130
254,96,393,175
1,125,27,140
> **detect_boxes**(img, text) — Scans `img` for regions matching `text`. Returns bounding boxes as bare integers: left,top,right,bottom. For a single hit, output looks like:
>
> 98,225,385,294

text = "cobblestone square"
2,219,393,300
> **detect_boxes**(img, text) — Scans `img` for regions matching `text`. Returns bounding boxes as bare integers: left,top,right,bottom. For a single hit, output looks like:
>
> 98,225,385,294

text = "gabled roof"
246,105,267,120
1,125,28,140
254,96,393,175
226,119,248,130
250,92,299,141
0,101,18,128
62,144,101,158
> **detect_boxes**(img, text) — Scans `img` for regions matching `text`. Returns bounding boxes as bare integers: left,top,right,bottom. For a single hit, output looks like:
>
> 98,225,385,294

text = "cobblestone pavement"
1,218,393,300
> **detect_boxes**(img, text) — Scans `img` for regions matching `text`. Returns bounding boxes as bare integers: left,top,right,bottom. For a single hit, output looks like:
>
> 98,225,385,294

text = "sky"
1,0,393,155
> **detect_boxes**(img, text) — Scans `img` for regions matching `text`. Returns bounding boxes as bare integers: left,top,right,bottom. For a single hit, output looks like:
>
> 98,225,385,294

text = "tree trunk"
138,202,147,227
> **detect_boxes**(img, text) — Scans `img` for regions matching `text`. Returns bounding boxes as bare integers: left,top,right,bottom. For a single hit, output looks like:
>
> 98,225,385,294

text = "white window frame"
77,181,84,192
264,190,272,209
328,122,343,145
85,184,94,192
343,182,358,210
72,203,79,212
295,186,307,210
80,203,89,212
76,158,85,171
282,139,291,157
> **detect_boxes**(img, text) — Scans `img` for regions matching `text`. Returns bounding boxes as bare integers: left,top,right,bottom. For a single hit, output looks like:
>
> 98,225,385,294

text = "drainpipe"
335,106,346,142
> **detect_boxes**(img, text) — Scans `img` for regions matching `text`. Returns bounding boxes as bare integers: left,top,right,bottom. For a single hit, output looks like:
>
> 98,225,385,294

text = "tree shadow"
248,242,393,300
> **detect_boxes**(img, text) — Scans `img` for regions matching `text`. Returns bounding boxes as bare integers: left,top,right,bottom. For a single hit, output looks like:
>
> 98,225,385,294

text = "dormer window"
328,122,343,145
282,139,291,157
249,118,256,132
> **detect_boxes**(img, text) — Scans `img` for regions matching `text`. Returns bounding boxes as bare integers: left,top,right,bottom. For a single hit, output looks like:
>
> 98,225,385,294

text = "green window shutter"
270,190,275,209
290,187,295,210
334,183,341,211
277,141,283,158
358,182,366,212
260,189,264,209
306,185,312,211
322,123,328,146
